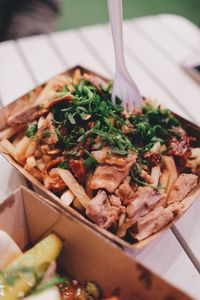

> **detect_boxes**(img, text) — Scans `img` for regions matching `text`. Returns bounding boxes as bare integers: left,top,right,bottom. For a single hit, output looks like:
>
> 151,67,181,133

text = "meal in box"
0,67,199,245
0,232,117,300
0,187,191,300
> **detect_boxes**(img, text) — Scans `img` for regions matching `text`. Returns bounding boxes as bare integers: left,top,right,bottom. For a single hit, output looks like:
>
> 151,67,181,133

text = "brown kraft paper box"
0,187,193,300
0,66,199,250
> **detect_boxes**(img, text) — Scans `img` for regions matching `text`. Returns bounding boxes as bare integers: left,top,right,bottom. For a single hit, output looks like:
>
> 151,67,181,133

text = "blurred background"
0,0,199,42
58,0,200,30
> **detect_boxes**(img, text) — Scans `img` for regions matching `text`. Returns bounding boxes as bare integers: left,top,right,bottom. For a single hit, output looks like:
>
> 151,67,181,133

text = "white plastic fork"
107,0,142,112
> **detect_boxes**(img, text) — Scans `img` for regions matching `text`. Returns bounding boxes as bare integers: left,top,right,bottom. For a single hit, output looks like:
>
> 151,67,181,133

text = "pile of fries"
0,68,199,243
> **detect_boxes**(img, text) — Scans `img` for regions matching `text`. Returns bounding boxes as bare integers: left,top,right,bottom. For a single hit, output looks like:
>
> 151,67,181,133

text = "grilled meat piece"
83,73,108,92
167,127,195,162
116,181,135,205
92,148,136,167
44,93,74,110
89,153,136,193
168,173,198,204
134,203,182,241
7,105,41,126
44,169,66,192
185,157,200,174
69,158,86,184
126,187,165,225
142,151,162,167
86,190,120,228
37,113,58,145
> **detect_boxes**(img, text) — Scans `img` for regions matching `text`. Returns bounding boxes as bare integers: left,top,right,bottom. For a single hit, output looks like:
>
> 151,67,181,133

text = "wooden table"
0,14,200,299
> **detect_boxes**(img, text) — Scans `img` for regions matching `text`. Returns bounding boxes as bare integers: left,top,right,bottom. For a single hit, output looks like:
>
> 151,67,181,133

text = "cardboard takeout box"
0,187,193,300
0,66,200,250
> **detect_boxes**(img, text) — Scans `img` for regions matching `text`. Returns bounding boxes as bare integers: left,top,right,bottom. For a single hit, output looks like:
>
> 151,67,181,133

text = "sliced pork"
91,148,136,167
83,73,108,92
116,181,135,205
86,190,120,228
168,173,198,204
126,187,165,225
134,203,182,241
37,113,58,145
7,105,40,126
44,93,74,110
89,153,136,193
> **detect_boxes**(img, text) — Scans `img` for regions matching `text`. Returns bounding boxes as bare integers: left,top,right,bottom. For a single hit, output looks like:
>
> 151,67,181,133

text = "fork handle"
107,0,127,74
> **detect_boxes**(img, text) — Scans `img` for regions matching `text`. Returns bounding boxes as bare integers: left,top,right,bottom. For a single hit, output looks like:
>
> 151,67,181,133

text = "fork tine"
127,87,134,113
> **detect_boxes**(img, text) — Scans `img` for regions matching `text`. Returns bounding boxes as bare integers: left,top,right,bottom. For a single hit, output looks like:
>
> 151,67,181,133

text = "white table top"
0,14,200,299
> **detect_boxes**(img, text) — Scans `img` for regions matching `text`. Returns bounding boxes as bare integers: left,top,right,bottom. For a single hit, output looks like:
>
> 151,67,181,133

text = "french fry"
28,167,43,182
41,144,51,154
191,148,200,158
156,169,170,207
37,116,45,129
159,169,170,191
36,158,46,171
56,169,90,208
13,132,25,146
26,156,37,169
73,68,81,84
186,156,200,168
73,197,85,212
42,154,52,163
160,144,167,153
116,227,127,238
34,148,42,159
151,166,160,186
15,136,31,159
151,141,160,152
163,156,178,196
61,190,75,206
35,75,67,106
0,138,17,161
47,149,61,155
25,139,38,158
43,174,51,189
0,125,24,141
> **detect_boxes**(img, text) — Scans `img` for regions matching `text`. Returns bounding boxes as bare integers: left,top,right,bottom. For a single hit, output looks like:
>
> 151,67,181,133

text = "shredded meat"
69,158,86,184
46,156,65,171
37,113,58,144
109,194,121,207
91,148,110,164
168,173,198,204
90,153,136,193
185,157,200,174
133,203,182,241
167,127,195,162
7,105,41,126
126,187,165,225
92,148,136,167
83,73,108,92
142,151,162,167
140,170,154,184
86,190,120,228
116,181,135,205
45,169,66,192
44,93,74,110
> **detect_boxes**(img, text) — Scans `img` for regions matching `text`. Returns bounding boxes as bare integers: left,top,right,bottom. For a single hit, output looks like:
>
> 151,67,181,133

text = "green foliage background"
58,0,200,30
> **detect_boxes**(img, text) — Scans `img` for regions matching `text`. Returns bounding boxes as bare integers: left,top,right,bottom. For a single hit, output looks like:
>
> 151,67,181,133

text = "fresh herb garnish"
58,160,69,169
130,166,162,190
84,150,98,169
41,129,51,138
49,79,182,189
26,123,38,138
32,276,67,294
